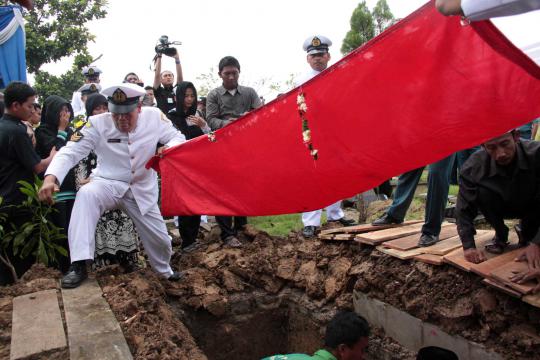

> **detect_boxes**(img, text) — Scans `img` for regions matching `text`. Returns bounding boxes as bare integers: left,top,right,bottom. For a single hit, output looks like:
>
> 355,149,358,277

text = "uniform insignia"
90,84,97,92
70,132,83,142
311,37,321,47
112,89,127,104
87,67,95,75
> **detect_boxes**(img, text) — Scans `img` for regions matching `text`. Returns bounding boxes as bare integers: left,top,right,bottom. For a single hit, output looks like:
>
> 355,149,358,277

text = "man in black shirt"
152,50,183,114
0,82,57,284
456,130,540,269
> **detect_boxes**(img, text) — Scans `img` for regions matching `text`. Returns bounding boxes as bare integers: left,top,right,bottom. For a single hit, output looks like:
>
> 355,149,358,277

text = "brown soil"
1,221,539,359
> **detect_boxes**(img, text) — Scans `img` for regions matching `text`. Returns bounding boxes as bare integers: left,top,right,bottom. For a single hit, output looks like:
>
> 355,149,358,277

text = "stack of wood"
319,222,540,307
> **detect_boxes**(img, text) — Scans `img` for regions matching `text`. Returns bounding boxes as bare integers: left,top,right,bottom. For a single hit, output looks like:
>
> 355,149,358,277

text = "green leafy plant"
0,178,68,282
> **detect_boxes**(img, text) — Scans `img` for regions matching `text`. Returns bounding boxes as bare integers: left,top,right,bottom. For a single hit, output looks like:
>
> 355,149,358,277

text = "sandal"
484,238,509,254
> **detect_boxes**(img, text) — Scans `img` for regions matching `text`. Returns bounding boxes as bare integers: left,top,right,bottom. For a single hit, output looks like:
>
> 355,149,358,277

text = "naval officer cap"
101,83,145,114
78,83,102,96
82,66,102,78
303,35,332,55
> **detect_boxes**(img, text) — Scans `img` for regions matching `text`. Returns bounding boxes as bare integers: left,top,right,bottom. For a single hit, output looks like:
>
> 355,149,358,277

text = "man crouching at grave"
456,130,540,270
38,84,186,288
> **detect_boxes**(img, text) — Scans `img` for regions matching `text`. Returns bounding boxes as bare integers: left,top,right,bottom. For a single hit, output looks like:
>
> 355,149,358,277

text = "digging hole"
172,293,323,360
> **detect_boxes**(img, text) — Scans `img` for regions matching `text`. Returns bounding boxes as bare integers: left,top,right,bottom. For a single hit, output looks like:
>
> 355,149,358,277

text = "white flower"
297,94,305,105
299,103,308,112
302,130,311,142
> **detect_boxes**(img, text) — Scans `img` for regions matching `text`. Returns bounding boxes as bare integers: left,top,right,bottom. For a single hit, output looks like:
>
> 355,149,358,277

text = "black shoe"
418,233,440,247
168,271,184,281
61,261,88,289
334,217,357,227
302,226,317,238
371,213,403,226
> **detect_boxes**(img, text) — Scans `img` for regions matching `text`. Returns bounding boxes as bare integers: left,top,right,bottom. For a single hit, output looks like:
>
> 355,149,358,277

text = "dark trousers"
51,200,74,273
387,154,455,237
177,215,201,248
477,187,540,244
216,216,247,240
375,179,393,199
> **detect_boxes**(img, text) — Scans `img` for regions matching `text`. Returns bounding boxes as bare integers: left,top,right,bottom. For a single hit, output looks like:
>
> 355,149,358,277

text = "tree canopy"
341,0,394,55
24,0,107,100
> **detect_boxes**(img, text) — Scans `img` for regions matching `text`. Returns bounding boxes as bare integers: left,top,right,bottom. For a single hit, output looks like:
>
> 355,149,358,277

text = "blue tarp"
0,5,27,88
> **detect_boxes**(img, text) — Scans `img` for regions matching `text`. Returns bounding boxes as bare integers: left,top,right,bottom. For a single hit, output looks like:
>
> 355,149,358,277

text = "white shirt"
71,91,84,114
462,0,540,20
45,107,186,215
294,68,322,87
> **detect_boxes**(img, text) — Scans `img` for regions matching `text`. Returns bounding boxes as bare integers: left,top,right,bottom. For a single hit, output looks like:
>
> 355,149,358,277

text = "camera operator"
153,46,183,114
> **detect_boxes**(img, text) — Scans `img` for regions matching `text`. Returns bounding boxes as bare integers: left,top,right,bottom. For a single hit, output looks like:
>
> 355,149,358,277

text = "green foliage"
25,0,107,99
1,178,68,267
248,214,326,237
341,0,395,55
195,67,221,97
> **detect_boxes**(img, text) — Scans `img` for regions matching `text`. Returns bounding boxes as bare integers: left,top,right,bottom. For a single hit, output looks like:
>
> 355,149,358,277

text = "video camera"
155,35,182,56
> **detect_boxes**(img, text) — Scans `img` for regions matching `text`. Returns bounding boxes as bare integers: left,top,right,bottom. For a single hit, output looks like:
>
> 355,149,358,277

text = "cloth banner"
0,5,27,88
150,1,540,217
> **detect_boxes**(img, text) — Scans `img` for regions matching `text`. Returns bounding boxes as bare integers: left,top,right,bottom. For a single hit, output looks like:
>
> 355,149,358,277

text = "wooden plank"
483,278,522,298
356,222,426,246
10,289,67,360
319,234,335,240
422,235,463,256
490,261,536,295
470,248,523,278
319,220,423,236
383,224,457,251
443,231,497,272
376,245,426,260
62,279,133,360
414,253,444,265
523,293,540,308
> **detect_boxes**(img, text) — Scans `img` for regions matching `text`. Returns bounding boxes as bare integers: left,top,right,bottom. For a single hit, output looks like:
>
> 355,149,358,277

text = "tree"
24,0,107,100
341,0,394,55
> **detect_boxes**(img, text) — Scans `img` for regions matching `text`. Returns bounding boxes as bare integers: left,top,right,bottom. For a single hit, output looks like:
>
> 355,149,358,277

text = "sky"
41,0,540,99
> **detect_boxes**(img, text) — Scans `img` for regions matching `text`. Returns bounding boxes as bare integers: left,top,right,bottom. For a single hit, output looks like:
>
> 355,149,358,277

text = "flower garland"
207,131,216,142
297,92,318,160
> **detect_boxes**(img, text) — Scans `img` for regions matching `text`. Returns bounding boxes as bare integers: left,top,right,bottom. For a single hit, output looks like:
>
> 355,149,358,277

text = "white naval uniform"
71,91,84,115
45,107,186,277
462,0,540,20
295,68,345,227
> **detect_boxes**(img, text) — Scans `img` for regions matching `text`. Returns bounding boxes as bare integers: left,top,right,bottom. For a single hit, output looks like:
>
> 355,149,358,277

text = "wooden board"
523,293,540,308
319,220,423,236
10,289,67,360
376,245,426,260
490,261,537,295
414,253,444,265
62,279,133,360
383,224,457,251
443,230,496,272
356,222,426,246
483,278,522,298
421,235,463,256
470,248,523,278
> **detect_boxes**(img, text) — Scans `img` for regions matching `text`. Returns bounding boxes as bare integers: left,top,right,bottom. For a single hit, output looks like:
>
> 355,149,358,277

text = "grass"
248,213,327,237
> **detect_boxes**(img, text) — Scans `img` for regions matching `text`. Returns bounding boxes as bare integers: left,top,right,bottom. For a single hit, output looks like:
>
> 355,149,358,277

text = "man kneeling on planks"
455,130,540,289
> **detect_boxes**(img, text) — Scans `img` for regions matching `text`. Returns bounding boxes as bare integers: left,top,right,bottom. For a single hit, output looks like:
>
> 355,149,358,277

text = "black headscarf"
169,81,204,140
85,93,108,117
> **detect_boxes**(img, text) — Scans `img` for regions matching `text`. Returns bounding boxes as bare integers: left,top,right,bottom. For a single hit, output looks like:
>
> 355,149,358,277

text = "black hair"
124,72,139,81
33,103,41,110
324,312,370,349
4,82,37,108
0,101,4,117
144,85,154,91
218,56,241,73
417,347,458,360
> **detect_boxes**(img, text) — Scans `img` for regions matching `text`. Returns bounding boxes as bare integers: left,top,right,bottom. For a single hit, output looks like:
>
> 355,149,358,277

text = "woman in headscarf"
168,81,210,250
34,95,74,272
74,93,140,272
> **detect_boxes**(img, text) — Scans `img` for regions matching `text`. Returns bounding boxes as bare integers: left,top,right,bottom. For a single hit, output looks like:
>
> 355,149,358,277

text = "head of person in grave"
303,35,332,72
82,66,102,83
78,83,102,104
482,129,520,167
101,83,145,133
324,311,370,360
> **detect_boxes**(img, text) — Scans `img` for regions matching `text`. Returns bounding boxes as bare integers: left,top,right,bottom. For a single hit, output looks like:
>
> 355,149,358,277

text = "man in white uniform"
436,0,540,20
71,66,102,114
39,83,186,288
295,35,356,238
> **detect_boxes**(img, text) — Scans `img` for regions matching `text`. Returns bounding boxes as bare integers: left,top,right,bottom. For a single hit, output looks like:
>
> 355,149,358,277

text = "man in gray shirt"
206,56,262,247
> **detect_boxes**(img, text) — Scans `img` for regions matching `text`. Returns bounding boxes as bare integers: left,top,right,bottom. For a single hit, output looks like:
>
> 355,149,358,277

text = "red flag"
150,2,540,216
